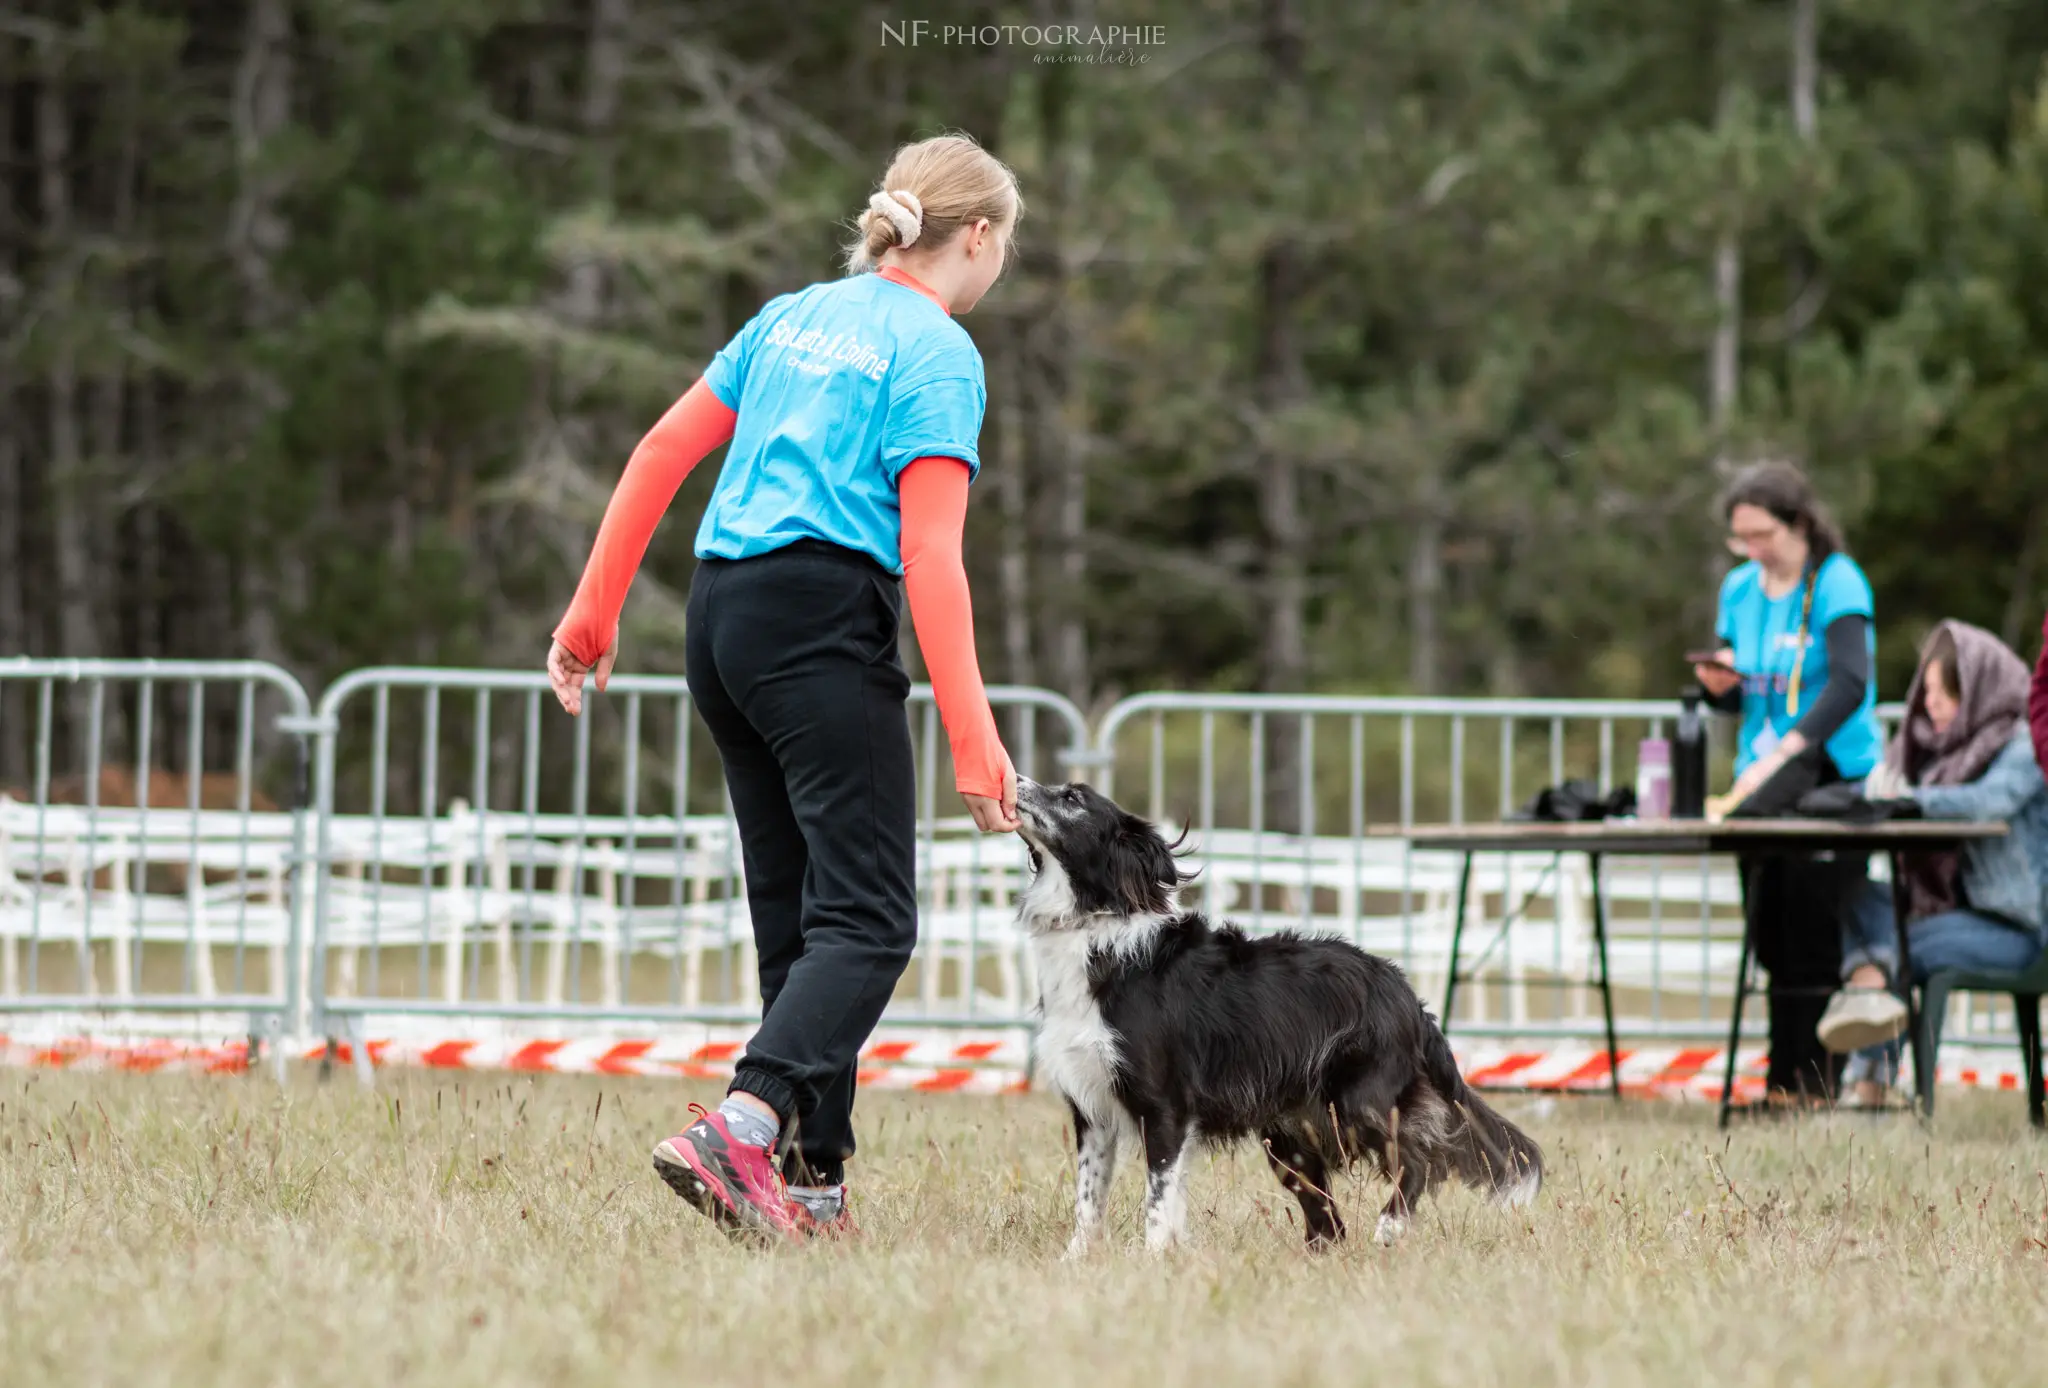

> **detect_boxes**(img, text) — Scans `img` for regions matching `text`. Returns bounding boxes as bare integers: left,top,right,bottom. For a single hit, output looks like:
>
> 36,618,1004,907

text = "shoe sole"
1818,1012,1909,1054
651,1139,791,1244
652,1141,737,1231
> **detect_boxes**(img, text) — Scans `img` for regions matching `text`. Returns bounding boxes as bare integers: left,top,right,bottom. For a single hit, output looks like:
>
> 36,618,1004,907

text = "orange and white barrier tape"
0,1029,2037,1101
292,1028,1031,1094
1449,1042,2048,1103
1453,1043,1768,1102
0,1034,253,1074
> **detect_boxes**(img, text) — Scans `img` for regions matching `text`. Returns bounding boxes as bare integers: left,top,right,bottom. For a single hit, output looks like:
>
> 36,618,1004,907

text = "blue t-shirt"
696,272,986,574
1715,553,1883,778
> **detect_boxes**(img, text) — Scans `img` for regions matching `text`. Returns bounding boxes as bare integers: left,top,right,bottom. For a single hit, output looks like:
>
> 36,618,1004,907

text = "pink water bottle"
1636,738,1673,820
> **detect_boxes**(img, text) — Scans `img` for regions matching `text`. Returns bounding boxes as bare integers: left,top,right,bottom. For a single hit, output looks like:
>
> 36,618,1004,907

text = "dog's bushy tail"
1420,1008,1543,1207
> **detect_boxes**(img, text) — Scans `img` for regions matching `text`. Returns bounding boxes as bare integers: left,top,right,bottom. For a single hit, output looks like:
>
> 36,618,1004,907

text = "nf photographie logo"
880,21,1164,65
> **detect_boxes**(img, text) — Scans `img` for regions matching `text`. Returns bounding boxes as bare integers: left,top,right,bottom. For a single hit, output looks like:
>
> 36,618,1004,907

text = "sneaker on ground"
788,1188,860,1241
1816,987,1909,1054
651,1104,801,1243
778,1187,851,1244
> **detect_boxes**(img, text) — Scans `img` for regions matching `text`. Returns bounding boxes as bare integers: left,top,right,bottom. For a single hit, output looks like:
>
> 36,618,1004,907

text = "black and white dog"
1014,778,1542,1255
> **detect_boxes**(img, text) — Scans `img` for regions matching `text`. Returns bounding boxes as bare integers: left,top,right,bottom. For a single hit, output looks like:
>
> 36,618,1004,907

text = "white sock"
716,1097,780,1151
787,1183,845,1220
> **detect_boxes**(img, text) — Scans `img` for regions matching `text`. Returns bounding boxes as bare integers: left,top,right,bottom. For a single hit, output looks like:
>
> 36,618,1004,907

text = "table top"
1391,818,2009,855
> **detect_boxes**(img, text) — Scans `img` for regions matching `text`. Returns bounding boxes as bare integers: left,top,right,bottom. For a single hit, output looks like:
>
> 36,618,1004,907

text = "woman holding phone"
1692,461,1884,1105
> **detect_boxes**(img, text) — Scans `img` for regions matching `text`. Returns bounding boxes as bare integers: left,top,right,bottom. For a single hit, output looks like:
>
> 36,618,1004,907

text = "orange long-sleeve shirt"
897,457,1008,798
552,386,1008,799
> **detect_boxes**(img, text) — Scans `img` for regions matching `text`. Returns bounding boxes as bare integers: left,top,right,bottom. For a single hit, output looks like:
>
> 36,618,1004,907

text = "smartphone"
1685,650,1737,673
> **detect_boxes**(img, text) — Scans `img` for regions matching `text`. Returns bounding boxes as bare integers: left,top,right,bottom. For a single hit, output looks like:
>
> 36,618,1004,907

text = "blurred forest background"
4,0,2048,783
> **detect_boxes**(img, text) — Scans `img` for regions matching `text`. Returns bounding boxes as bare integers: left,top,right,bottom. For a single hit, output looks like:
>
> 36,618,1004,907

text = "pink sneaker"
651,1104,801,1242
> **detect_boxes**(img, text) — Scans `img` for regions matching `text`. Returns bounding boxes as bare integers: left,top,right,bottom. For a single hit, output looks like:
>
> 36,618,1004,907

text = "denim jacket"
1913,727,2048,935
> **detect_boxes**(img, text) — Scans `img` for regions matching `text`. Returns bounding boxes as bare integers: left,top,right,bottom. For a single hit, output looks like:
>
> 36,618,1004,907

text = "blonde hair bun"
867,189,924,248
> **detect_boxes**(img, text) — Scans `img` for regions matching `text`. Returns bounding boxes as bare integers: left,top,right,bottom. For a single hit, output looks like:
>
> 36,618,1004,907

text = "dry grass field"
2,1070,2046,1387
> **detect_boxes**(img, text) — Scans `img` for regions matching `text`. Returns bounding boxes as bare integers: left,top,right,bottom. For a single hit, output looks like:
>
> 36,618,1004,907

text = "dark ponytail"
1717,460,1847,562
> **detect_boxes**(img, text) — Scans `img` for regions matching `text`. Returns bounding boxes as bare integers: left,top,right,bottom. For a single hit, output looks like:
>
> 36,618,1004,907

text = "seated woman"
1818,621,2048,1106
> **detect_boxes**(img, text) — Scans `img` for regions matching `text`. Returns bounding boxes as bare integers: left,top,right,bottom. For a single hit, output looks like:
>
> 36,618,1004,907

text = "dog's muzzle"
1011,779,1055,849
1013,777,1049,819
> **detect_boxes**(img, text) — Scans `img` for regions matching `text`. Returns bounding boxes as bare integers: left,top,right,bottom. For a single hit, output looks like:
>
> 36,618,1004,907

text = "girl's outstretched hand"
962,753,1019,834
547,637,616,716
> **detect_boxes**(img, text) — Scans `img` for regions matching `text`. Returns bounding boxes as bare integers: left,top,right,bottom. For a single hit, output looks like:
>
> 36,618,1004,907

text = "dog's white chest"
1030,932,1124,1127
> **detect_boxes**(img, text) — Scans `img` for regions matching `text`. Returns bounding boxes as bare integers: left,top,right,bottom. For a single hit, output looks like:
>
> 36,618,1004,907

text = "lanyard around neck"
1778,560,1818,720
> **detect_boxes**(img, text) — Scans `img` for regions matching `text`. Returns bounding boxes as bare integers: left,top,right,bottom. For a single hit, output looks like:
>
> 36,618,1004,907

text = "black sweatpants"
1729,747,1859,1101
685,540,919,1187
1742,851,1861,1100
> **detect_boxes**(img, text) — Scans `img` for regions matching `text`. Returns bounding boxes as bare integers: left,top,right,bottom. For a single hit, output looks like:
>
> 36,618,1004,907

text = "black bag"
1793,781,1924,825
1513,779,1638,823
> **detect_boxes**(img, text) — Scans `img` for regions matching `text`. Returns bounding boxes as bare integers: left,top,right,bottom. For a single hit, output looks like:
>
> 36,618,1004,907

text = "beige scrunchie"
868,189,923,247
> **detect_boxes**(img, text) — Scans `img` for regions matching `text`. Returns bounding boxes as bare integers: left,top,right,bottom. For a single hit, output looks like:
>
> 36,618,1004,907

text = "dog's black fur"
1015,777,1543,1252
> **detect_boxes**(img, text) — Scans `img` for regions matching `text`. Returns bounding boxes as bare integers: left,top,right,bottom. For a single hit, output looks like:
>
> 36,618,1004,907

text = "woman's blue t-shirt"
695,272,986,576
1715,552,1883,778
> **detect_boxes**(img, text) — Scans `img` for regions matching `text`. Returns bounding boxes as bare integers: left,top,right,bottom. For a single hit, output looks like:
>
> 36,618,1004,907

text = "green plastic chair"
1913,950,2048,1126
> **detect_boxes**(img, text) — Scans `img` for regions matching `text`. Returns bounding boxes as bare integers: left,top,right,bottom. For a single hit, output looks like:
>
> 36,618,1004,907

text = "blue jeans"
1837,882,2045,1084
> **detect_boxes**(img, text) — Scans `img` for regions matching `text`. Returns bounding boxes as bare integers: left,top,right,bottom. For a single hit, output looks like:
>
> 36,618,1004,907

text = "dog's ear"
1111,815,1184,916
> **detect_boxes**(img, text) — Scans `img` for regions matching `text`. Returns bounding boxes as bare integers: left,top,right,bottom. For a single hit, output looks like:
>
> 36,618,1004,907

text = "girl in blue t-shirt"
547,135,1024,1240
1691,461,1884,1105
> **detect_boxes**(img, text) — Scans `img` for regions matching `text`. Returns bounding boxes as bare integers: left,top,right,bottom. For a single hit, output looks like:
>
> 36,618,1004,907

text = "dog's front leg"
1142,1119,1194,1254
1064,1105,1119,1260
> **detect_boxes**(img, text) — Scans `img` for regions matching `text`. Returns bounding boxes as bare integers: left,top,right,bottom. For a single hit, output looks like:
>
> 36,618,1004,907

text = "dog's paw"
1061,1232,1097,1262
1143,1227,1187,1256
1373,1213,1408,1247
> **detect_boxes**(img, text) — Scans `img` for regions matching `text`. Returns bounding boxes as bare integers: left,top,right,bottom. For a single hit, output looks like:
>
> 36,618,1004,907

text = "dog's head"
1013,778,1194,931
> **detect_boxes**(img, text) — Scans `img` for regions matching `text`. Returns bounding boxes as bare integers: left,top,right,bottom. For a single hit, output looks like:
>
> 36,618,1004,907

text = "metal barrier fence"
305,668,1089,1045
1092,692,1917,1043
0,658,315,1067
9,657,2027,1063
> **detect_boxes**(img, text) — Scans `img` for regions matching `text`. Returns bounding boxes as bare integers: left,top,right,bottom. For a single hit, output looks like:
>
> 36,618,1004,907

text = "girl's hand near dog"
962,751,1020,834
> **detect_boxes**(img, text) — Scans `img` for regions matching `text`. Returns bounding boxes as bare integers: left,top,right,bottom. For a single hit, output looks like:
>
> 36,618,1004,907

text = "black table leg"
2018,994,2045,1130
1588,851,1621,1101
1889,849,1928,1116
1719,858,1758,1130
1442,852,1475,1028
